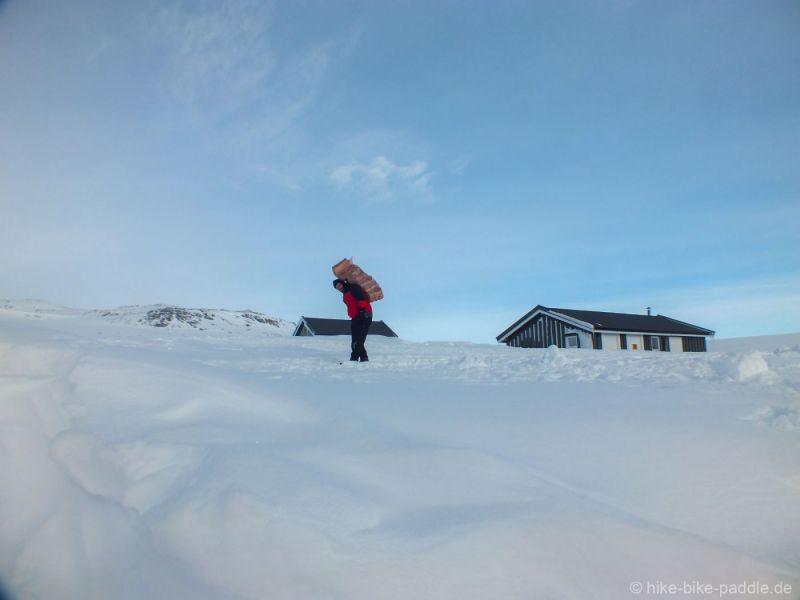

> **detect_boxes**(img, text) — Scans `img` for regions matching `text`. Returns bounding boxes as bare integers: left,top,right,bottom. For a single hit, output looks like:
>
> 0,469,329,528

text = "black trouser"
350,313,372,361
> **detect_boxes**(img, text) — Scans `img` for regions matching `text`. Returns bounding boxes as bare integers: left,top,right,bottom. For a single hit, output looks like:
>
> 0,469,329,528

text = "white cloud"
330,156,434,203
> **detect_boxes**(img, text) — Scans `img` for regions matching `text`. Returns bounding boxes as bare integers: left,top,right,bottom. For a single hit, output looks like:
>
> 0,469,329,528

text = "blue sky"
1,0,798,342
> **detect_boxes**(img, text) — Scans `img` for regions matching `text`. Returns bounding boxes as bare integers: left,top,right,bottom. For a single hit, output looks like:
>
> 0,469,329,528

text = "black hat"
333,278,346,288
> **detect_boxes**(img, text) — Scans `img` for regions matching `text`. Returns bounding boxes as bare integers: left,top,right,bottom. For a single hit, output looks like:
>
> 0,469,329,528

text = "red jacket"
343,291,372,319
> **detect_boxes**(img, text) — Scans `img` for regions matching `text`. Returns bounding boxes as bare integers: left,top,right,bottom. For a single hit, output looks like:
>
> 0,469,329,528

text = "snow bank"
1,304,799,599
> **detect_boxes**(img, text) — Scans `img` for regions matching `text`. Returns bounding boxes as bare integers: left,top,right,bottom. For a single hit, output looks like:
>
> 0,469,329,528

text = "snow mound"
711,351,774,383
741,406,800,431
734,351,770,380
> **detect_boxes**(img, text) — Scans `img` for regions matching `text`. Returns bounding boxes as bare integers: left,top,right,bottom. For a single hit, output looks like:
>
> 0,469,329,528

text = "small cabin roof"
295,317,398,337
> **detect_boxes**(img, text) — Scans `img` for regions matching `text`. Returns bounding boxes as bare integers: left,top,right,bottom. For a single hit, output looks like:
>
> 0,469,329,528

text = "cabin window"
682,337,707,352
565,333,580,348
649,336,661,351
593,333,603,349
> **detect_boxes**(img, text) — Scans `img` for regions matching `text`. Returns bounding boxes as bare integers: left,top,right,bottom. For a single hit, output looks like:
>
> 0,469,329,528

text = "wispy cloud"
230,44,332,147
148,0,277,117
140,0,353,191
330,156,434,203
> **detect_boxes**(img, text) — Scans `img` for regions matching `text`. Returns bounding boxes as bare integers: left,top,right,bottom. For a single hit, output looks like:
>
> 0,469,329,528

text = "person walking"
333,278,372,362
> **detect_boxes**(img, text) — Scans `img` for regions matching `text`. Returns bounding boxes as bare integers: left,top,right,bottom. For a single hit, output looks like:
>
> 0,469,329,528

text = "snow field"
0,308,799,599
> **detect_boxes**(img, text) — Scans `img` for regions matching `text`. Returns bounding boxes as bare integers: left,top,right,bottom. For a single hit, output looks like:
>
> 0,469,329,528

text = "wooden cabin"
497,306,714,352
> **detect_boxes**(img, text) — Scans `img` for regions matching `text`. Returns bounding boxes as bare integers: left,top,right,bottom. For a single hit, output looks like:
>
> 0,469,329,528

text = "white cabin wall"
601,333,620,349
669,336,683,353
627,335,644,351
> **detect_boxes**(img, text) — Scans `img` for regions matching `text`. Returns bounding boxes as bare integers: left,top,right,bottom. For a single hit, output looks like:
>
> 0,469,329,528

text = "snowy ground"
1,301,799,599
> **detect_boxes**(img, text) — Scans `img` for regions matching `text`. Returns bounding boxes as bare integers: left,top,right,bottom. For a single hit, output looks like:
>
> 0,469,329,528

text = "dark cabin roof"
497,305,714,341
296,317,398,337
550,308,714,335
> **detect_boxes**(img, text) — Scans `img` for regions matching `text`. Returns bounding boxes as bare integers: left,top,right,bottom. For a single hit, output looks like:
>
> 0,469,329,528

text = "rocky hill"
0,299,295,337
89,304,295,335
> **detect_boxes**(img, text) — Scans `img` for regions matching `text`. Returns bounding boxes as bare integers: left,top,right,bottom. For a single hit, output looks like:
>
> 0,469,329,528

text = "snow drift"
0,302,798,599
